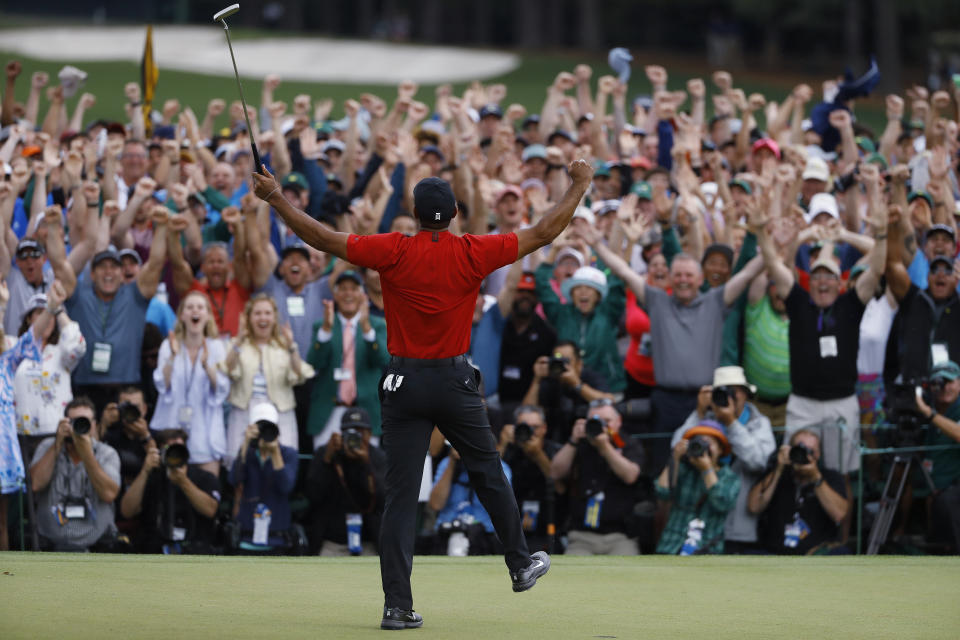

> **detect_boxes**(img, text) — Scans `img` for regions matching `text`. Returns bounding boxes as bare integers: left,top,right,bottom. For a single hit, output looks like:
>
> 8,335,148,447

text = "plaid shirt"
655,463,740,554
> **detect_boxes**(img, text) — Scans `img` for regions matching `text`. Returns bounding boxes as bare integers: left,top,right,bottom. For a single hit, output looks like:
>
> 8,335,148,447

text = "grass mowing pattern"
1,554,957,638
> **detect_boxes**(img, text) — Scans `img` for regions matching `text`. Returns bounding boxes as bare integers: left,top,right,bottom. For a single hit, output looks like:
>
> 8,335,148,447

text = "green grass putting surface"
1,554,958,638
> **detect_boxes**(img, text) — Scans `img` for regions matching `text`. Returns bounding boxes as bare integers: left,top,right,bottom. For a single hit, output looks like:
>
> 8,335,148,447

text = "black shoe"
510,551,550,593
381,606,423,630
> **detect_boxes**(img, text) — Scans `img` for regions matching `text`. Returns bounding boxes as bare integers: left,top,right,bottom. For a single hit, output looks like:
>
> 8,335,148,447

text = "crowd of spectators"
1,54,960,556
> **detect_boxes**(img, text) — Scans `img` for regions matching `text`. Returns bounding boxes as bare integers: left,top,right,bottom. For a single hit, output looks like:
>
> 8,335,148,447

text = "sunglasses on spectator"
929,264,954,276
17,249,43,260
588,398,614,409
810,272,839,281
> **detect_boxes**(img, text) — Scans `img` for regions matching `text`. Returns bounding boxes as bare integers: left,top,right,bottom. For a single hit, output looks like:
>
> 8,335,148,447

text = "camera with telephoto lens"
711,386,732,408
548,355,570,378
789,443,812,466
257,420,279,443
514,422,533,445
343,427,364,451
685,435,710,460
886,378,938,443
162,443,190,468
584,416,606,439
71,416,92,436
118,401,141,425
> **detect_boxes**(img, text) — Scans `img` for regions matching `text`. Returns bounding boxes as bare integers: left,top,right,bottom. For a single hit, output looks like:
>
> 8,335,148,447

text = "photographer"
305,408,385,556
522,341,614,442
119,429,220,554
498,405,564,551
550,399,643,555
671,366,776,553
914,361,960,552
229,403,299,548
656,421,740,555
747,429,850,554
102,387,152,491
29,397,121,551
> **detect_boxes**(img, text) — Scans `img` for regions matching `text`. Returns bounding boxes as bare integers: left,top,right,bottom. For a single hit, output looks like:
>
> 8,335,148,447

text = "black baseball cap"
335,270,364,287
341,407,371,430
413,177,456,226
281,242,310,261
929,255,954,271
92,248,121,267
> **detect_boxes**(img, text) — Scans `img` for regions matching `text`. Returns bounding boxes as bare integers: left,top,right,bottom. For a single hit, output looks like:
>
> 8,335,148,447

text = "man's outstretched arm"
252,165,350,261
515,159,593,259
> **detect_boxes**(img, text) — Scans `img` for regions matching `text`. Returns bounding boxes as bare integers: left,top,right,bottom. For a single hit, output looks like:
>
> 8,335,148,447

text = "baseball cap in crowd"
712,366,757,394
929,255,954,273
547,130,576,145
517,272,537,292
16,238,45,259
751,138,781,159
521,144,547,163
556,247,585,269
864,152,888,170
118,248,142,266
810,253,842,277
322,139,346,154
479,103,503,120
22,145,42,159
326,173,343,188
250,402,279,426
413,177,456,226
420,120,447,138
341,407,372,430
702,243,734,267
728,178,752,195
335,270,364,287
908,190,934,209
521,114,540,128
153,125,176,140
630,181,653,200
855,136,876,154
106,122,127,136
496,184,523,204
591,199,620,217
931,361,960,382
420,145,445,162
925,224,956,244
26,293,48,314
802,157,830,183
92,248,122,268
629,156,653,171
231,122,249,137
520,178,546,193
281,242,310,261
572,206,595,227
188,191,207,207
805,193,840,224
562,266,608,302
282,172,309,193
682,419,732,456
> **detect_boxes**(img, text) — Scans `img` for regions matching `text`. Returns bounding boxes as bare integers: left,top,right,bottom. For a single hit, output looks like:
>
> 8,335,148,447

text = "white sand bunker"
0,26,519,84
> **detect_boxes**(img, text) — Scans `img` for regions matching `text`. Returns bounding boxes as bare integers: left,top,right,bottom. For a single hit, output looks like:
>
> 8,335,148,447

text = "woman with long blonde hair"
221,294,313,468
151,290,230,476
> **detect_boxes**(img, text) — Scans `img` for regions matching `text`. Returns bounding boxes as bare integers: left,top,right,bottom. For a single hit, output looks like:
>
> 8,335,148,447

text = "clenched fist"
568,158,594,184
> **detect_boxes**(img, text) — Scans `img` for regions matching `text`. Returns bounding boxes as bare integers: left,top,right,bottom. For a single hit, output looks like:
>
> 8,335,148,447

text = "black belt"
390,354,469,368
757,395,789,407
656,386,701,395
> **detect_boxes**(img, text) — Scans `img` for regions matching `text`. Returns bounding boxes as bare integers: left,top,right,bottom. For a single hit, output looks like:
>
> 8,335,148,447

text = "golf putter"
213,4,263,173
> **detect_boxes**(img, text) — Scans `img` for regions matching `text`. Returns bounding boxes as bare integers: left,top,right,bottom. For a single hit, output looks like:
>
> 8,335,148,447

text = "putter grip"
251,141,263,175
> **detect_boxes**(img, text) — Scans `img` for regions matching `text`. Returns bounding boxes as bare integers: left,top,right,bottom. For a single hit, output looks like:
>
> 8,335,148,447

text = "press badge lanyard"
98,297,114,333
208,286,227,325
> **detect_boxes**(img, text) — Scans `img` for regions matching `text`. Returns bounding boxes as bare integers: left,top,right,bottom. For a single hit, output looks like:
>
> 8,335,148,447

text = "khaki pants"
565,530,638,555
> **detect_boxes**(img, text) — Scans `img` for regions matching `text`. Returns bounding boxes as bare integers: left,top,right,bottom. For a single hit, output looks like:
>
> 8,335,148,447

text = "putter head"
213,4,240,22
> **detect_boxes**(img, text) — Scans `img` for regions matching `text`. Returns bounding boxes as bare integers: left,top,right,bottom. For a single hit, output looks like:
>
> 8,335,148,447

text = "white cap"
250,402,279,425
555,247,585,268
805,193,840,224
561,266,608,301
712,366,757,394
802,157,830,183
572,206,595,226
590,199,620,217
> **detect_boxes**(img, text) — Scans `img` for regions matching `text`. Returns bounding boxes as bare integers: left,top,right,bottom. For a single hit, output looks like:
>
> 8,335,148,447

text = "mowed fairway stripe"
0,554,957,639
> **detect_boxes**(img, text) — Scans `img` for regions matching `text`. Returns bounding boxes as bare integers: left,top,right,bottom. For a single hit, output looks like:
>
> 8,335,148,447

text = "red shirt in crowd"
624,289,655,387
347,230,519,358
190,278,250,337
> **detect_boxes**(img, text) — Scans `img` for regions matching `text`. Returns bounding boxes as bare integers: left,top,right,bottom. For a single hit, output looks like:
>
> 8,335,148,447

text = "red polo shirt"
347,230,519,358
190,278,250,337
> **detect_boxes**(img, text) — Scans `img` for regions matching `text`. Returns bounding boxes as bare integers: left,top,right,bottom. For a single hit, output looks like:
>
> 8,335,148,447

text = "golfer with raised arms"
253,159,593,630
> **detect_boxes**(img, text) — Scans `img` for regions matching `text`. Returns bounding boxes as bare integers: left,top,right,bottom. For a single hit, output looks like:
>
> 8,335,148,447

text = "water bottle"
679,518,705,556
156,281,168,306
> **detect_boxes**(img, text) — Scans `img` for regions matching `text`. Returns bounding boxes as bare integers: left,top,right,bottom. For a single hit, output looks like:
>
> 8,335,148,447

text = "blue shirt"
433,456,511,533
469,303,506,397
230,445,299,535
145,297,177,334
66,281,149,384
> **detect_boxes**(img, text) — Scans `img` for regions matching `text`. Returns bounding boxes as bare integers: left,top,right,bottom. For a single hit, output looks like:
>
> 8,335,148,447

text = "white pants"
786,393,860,473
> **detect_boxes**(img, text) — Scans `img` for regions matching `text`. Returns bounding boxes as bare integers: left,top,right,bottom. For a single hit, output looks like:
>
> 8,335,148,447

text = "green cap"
729,178,752,195
864,152,888,169
281,172,309,192
855,136,876,154
593,162,611,178
907,190,933,209
630,181,653,200
930,361,960,382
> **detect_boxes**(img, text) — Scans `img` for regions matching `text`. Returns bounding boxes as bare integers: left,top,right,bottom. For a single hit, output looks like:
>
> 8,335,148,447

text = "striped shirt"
655,464,740,554
744,296,791,400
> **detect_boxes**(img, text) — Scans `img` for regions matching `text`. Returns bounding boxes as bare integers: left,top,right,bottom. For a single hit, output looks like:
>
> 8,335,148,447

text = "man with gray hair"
582,223,763,475
497,405,562,552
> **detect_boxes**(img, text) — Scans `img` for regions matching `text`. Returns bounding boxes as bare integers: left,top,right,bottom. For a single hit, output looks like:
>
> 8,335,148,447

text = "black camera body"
342,427,364,451
789,443,812,466
584,416,606,439
711,386,732,408
514,422,533,445
548,355,570,378
686,435,711,460
162,442,190,468
118,401,141,425
257,420,279,443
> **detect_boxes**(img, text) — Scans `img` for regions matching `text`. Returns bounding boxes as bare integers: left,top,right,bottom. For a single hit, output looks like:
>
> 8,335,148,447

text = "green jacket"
535,262,626,392
305,314,390,437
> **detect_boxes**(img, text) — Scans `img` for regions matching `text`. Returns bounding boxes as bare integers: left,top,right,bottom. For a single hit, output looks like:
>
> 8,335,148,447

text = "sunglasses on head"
17,249,42,260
